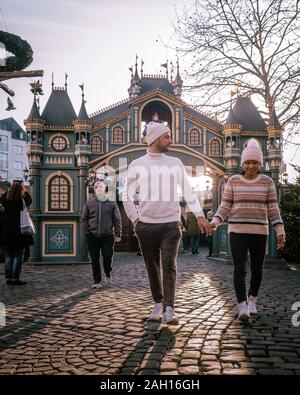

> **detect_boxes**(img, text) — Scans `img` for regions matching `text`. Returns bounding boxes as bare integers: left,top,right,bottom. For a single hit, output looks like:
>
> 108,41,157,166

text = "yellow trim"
184,113,222,135
42,221,76,257
187,127,202,147
48,133,71,149
209,137,223,157
44,171,74,213
91,135,104,154
92,144,225,175
111,124,126,145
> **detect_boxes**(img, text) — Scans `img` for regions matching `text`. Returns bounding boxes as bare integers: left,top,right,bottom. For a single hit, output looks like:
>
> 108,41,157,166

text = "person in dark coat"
0,180,34,285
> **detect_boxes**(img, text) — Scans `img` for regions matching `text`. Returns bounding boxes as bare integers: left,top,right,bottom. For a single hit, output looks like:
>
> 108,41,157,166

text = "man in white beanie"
123,121,211,325
210,138,285,322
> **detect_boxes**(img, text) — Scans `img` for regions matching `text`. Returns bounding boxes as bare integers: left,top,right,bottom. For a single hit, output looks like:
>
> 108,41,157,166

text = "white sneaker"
248,295,257,314
161,306,179,325
92,283,102,289
238,301,250,322
105,276,113,286
149,303,163,321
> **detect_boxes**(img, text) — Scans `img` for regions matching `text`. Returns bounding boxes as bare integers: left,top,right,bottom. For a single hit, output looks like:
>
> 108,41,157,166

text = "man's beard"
157,144,170,153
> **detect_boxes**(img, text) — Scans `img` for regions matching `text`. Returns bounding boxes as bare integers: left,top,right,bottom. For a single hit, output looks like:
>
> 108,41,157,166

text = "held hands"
115,236,122,243
277,234,286,250
197,217,212,237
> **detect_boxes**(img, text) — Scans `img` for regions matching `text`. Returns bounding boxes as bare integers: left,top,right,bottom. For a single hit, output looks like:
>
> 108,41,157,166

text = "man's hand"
115,236,122,243
209,222,217,231
277,234,286,250
197,216,212,237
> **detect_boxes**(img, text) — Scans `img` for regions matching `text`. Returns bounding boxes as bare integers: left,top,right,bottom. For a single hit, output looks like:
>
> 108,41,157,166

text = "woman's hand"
277,235,286,250
115,236,122,243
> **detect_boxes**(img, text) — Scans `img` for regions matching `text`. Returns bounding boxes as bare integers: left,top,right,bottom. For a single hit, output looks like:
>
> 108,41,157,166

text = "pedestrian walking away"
81,180,122,289
209,139,286,322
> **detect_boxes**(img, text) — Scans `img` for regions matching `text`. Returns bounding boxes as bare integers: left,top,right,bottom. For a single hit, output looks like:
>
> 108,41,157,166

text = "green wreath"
0,31,33,72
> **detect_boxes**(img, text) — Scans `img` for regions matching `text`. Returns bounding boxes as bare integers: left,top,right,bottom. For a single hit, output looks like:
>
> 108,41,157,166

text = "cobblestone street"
0,251,300,375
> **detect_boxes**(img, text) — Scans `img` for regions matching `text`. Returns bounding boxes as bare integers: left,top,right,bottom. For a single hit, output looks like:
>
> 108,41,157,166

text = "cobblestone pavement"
0,250,300,375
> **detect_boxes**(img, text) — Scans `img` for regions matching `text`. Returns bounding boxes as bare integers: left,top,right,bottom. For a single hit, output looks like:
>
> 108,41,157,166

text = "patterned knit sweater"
211,174,285,236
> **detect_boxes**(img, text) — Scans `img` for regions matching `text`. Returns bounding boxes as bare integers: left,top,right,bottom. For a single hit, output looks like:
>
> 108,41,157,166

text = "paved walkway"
0,251,300,375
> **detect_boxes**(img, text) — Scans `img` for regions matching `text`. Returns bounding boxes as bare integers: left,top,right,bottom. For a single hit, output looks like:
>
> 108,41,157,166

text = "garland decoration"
0,31,33,72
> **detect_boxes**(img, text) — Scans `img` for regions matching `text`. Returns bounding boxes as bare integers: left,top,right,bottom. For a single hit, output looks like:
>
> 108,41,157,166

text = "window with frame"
52,136,67,151
189,128,201,145
0,152,8,168
112,126,124,144
49,176,70,211
91,135,103,153
210,139,221,156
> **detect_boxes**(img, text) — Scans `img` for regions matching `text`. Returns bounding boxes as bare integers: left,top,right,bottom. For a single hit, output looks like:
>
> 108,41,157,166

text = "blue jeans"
5,248,24,280
190,235,200,253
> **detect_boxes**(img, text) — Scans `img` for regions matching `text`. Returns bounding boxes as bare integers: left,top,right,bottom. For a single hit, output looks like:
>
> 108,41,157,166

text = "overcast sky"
0,0,190,124
0,0,298,179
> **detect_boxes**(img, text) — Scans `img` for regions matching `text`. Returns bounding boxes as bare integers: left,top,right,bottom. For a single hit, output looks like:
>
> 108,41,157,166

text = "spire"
128,55,141,98
51,72,54,91
224,107,239,126
77,83,90,122
172,59,183,96
268,107,281,129
65,73,68,91
141,59,144,78
132,54,141,84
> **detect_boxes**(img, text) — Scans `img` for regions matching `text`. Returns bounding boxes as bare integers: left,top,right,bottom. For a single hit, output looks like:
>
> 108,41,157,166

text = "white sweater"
122,150,204,224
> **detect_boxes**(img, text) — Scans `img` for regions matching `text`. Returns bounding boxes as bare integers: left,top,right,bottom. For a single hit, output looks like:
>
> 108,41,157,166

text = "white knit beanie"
241,138,263,165
146,121,171,146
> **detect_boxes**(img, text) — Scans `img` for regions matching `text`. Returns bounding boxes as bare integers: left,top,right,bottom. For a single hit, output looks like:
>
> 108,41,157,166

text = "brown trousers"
135,221,182,308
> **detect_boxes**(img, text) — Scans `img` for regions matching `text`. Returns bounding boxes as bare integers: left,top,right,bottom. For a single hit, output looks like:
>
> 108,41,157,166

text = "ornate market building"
24,60,283,263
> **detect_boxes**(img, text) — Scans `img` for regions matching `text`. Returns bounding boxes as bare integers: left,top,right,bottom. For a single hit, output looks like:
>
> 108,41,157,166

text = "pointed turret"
172,59,183,97
128,55,141,98
224,107,239,127
76,84,90,123
268,107,282,130
26,97,42,122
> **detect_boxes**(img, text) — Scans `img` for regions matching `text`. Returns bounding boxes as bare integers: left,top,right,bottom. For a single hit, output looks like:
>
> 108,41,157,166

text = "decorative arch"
91,135,104,153
92,146,225,176
48,133,71,149
139,98,175,133
209,138,222,157
45,171,74,212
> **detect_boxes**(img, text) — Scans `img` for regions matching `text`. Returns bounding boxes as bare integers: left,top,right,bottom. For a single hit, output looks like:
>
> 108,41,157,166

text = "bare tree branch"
173,0,300,145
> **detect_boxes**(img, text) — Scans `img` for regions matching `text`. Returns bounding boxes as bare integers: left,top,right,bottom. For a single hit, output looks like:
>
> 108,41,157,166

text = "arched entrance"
141,100,173,130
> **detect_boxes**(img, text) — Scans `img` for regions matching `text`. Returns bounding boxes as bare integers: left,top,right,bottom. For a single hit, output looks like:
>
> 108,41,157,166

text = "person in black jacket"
81,180,122,289
0,180,34,285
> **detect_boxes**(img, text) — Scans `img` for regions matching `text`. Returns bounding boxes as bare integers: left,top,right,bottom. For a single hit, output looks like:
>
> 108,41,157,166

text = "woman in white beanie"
210,139,286,322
